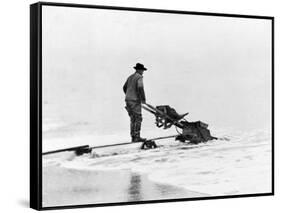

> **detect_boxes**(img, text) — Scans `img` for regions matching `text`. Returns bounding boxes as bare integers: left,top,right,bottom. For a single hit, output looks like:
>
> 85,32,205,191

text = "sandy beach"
43,165,206,207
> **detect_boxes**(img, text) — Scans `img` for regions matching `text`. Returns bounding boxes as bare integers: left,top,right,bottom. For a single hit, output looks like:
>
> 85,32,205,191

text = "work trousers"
125,101,142,139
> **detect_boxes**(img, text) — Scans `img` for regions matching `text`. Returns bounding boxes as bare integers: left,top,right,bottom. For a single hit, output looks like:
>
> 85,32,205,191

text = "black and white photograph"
30,2,273,209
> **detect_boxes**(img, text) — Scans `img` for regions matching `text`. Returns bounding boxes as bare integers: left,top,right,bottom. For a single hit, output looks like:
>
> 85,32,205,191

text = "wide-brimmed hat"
134,63,147,71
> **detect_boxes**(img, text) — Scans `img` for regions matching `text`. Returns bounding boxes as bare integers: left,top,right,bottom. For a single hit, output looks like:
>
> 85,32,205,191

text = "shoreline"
43,165,208,207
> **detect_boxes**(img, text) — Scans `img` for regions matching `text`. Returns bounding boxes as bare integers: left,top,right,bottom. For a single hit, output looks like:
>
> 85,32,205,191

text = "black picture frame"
30,1,274,210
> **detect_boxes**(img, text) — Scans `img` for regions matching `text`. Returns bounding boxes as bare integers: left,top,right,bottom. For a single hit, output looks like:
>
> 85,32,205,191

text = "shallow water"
43,166,206,207
42,127,272,206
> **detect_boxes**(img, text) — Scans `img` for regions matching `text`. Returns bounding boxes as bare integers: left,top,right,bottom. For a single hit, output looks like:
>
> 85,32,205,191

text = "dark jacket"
123,72,146,103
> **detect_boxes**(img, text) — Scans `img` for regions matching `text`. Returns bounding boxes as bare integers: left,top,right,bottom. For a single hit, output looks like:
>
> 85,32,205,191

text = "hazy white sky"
42,6,272,134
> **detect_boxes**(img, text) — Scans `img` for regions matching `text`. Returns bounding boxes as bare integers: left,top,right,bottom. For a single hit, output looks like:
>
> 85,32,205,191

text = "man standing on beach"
123,63,147,142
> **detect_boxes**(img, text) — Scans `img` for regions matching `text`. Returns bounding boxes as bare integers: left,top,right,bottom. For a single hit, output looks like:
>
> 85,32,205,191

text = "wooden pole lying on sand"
42,145,89,155
42,135,179,156
90,134,179,150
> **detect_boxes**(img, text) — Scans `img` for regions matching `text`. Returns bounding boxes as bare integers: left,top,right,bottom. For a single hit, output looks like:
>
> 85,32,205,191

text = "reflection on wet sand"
128,173,142,201
43,166,207,207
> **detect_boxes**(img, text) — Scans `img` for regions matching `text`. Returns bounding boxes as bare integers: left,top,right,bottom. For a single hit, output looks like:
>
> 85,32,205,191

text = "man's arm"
137,77,146,103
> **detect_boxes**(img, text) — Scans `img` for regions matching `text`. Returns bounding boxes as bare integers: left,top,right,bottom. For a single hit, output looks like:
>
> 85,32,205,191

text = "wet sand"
43,165,208,207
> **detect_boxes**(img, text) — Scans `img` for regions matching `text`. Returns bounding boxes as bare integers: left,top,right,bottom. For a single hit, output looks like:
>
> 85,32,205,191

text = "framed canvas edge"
30,2,43,210
29,1,275,210
38,1,274,19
